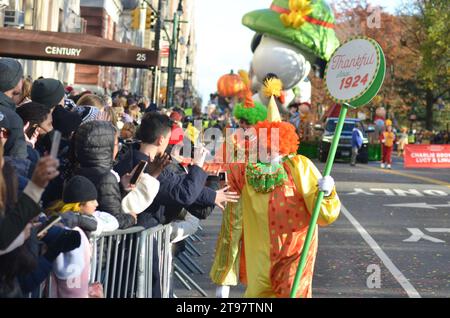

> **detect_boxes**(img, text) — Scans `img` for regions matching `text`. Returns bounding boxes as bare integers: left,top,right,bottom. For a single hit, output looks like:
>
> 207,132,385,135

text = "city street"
174,156,450,298
0,0,448,302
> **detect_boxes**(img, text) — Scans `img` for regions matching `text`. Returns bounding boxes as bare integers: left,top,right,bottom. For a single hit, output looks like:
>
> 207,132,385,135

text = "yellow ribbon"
280,0,313,29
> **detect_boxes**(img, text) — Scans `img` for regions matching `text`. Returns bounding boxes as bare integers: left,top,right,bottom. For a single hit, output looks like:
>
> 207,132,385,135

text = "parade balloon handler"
212,79,340,298
380,119,396,169
210,86,268,298
244,0,340,114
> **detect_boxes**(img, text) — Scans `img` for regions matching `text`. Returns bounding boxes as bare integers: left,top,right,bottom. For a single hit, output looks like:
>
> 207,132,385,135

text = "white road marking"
403,228,445,243
340,204,421,298
385,202,450,210
343,188,449,197
426,228,450,234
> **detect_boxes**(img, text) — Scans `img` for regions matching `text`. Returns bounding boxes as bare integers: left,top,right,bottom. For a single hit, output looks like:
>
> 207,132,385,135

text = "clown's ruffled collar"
246,154,296,193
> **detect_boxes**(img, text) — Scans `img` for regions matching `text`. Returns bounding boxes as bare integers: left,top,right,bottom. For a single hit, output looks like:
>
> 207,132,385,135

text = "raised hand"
214,186,239,210
31,156,60,188
148,153,171,178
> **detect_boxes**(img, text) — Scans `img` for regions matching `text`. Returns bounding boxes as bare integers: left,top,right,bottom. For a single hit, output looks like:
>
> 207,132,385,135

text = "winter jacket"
0,92,27,159
73,121,135,229
114,148,216,228
0,182,44,250
4,156,32,192
121,173,160,214
165,161,215,220
50,227,91,298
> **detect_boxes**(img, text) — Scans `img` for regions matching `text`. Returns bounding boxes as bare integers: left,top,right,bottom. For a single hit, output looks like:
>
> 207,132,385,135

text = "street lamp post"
166,0,183,108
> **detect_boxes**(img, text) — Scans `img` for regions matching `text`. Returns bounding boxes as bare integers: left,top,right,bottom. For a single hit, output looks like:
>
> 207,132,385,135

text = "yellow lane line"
365,165,450,189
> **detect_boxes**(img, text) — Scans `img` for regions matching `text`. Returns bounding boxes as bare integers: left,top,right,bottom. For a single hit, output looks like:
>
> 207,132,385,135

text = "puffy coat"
73,121,135,229
0,92,27,159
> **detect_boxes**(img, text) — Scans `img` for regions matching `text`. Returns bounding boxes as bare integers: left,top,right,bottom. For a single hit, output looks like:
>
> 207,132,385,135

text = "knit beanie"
63,175,98,203
52,105,82,138
73,105,100,123
0,58,23,93
31,78,65,109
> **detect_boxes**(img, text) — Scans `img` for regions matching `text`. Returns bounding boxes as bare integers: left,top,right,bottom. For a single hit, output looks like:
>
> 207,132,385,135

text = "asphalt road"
174,156,450,298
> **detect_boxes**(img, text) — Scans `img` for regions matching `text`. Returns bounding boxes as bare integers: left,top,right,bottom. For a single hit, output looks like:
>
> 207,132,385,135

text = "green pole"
290,103,349,298
166,11,179,108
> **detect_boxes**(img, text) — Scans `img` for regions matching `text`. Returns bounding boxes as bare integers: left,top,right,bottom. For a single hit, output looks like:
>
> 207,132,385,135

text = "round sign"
325,37,386,108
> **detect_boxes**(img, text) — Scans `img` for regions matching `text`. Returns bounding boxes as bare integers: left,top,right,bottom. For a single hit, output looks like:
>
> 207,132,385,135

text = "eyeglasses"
38,124,51,134
0,128,10,139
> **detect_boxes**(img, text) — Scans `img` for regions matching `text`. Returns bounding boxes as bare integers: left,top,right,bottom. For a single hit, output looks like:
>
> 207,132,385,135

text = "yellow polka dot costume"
211,81,341,297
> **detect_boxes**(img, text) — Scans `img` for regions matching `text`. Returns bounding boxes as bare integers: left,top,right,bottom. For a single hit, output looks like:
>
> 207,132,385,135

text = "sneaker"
387,164,392,169
380,163,385,169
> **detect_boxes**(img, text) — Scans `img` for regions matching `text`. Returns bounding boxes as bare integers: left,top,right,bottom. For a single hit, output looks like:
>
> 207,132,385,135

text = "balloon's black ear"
313,58,328,78
251,33,263,53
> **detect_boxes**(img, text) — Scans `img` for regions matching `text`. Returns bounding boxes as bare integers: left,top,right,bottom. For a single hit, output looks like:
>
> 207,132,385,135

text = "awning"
0,28,159,69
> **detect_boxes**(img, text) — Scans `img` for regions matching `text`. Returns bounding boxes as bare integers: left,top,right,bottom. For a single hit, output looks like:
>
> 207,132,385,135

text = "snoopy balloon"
243,0,340,110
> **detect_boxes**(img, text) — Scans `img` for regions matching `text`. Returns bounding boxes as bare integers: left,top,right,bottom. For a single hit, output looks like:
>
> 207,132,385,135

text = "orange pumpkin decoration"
217,70,246,98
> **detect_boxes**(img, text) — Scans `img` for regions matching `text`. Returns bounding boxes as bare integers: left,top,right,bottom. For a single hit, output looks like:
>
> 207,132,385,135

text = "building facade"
158,0,198,108
0,0,198,101
1,0,84,85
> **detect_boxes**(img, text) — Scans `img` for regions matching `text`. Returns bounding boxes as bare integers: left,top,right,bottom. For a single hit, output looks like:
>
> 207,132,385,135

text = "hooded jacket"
114,147,216,227
73,121,135,229
0,92,27,159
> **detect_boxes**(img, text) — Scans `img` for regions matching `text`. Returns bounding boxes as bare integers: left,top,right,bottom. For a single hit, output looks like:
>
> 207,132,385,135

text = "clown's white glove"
318,176,335,197
216,285,230,298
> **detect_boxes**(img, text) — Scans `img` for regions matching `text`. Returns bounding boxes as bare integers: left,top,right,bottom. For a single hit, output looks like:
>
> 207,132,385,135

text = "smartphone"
50,130,61,159
219,172,227,183
129,160,148,185
26,124,38,139
37,215,62,238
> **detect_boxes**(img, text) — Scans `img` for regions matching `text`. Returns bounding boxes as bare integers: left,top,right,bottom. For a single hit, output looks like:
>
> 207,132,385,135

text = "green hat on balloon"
242,0,340,61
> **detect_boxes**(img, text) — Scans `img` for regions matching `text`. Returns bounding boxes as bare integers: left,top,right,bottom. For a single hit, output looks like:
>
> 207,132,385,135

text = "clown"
210,88,268,298
211,79,340,298
243,0,340,114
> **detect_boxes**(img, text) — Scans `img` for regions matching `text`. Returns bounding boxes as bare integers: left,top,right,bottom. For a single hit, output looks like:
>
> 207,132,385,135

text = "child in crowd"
45,175,113,298
47,175,120,237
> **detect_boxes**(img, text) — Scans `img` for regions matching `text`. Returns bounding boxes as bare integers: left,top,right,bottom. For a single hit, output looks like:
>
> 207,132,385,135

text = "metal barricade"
89,224,171,298
172,227,209,297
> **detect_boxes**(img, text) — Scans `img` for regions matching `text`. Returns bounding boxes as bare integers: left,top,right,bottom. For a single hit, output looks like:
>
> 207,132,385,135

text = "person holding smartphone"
73,121,137,229
0,143,82,298
16,102,54,178
114,113,239,228
0,144,60,252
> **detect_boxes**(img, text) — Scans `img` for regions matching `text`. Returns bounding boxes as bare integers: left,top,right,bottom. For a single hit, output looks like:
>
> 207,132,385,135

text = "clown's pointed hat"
263,78,283,122
253,78,300,157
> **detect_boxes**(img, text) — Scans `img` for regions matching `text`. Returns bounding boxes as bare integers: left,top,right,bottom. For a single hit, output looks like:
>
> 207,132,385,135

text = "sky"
194,0,403,106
